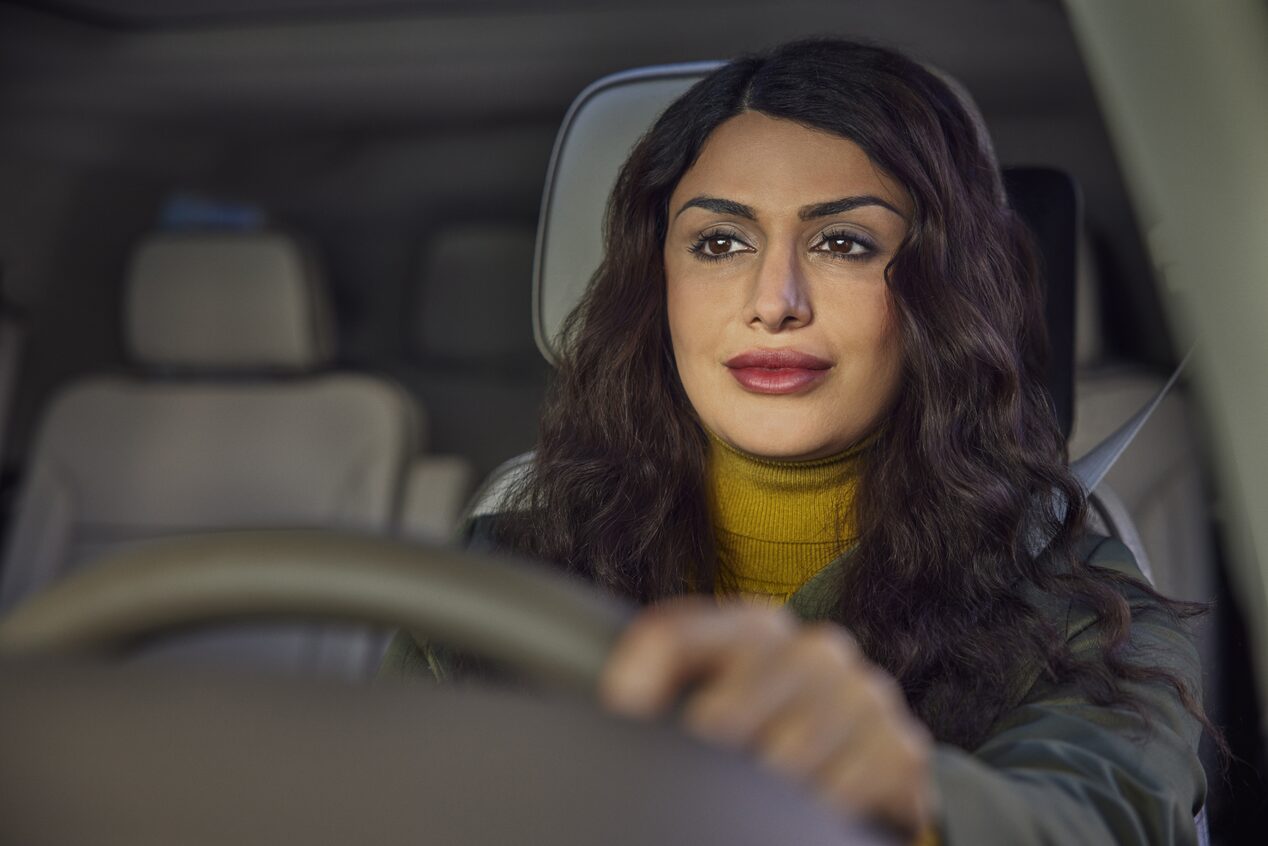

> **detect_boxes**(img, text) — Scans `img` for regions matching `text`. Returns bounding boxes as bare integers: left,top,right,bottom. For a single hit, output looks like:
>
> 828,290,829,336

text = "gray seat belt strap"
1070,346,1193,493
1027,347,1193,558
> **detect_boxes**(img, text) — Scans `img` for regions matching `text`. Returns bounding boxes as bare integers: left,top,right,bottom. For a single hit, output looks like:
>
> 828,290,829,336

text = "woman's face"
664,111,913,460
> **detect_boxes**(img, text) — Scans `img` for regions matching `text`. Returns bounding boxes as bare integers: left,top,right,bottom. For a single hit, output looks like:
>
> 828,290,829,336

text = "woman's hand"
598,597,938,841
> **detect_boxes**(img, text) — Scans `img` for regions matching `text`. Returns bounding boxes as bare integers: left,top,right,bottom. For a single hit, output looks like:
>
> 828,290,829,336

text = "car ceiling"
9,0,669,29
2,0,1091,128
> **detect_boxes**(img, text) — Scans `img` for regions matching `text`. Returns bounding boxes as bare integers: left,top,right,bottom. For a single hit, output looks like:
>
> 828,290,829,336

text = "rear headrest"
533,60,1003,365
415,223,537,367
125,232,334,373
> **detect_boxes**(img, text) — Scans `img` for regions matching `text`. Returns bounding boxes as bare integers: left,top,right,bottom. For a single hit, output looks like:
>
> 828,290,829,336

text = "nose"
746,243,812,331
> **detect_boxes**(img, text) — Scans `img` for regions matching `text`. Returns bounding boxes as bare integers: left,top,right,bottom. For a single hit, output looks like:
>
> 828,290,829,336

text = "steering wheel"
0,531,895,846
0,530,633,694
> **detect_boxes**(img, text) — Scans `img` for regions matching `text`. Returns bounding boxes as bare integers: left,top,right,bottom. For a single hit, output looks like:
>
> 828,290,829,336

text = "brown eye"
690,229,751,261
706,236,734,255
813,230,875,261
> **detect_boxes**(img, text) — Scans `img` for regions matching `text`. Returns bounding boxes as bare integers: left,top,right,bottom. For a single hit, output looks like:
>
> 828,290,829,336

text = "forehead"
669,110,912,217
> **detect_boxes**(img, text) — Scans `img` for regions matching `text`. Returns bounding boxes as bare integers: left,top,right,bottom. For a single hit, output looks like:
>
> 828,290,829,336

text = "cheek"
665,273,704,402
665,269,721,368
831,288,904,397
665,271,685,342
665,273,689,365
869,292,899,357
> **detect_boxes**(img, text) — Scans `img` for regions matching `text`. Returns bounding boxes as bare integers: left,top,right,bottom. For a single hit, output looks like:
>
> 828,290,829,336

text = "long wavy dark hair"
495,37,1222,754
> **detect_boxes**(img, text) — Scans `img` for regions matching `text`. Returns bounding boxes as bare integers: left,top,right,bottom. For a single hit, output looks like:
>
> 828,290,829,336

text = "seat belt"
1026,347,1192,558
1070,347,1193,493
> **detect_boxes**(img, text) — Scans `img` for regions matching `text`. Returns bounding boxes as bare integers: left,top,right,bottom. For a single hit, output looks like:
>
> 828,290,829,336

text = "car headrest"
125,232,335,373
533,63,721,366
415,223,538,368
1002,167,1079,438
534,61,1078,438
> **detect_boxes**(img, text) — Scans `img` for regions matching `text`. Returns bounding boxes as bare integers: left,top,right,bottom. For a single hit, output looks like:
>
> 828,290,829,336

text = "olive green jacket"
380,526,1207,846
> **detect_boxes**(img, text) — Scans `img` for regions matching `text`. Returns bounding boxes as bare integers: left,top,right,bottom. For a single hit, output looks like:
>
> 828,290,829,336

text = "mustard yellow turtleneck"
706,431,865,604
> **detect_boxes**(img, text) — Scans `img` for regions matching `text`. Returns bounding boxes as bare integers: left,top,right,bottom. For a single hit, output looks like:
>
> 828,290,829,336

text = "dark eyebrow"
672,194,906,222
798,195,907,221
673,196,756,221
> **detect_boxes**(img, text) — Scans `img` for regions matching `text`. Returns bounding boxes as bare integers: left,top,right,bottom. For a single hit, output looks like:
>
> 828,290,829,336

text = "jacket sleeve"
930,537,1208,845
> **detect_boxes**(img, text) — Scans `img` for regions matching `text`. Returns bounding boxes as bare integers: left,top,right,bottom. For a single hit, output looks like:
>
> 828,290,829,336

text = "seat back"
399,222,548,485
0,231,418,678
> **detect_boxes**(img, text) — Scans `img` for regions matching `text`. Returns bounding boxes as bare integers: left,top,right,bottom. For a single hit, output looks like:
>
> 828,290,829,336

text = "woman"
382,37,1220,845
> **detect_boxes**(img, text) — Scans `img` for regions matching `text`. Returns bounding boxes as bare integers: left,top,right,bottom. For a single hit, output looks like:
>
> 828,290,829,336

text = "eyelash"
686,227,877,263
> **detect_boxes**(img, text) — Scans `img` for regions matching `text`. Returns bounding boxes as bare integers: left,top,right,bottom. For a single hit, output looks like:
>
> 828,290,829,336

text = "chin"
720,425,842,462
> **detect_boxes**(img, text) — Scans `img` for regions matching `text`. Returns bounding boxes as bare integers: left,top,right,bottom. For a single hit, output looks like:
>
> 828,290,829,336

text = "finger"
681,634,818,745
598,599,794,718
755,624,867,771
762,650,879,781
757,673,856,778
685,622,860,748
818,738,924,838
815,692,931,835
821,757,888,830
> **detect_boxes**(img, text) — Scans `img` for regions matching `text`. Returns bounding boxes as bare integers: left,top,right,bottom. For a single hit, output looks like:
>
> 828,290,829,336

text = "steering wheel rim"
0,529,633,695
0,529,900,846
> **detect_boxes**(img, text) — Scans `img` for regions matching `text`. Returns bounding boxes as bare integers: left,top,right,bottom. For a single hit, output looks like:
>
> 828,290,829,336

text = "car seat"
397,222,550,485
0,230,431,678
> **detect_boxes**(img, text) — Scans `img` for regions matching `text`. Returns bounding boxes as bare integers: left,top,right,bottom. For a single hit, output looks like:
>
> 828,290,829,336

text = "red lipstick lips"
724,349,832,395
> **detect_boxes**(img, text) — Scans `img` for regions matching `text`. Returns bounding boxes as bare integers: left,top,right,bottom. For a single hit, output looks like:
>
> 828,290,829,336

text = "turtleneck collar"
706,430,869,601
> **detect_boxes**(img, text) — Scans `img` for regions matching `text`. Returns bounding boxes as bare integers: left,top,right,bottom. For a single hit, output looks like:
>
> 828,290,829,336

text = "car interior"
0,0,1263,842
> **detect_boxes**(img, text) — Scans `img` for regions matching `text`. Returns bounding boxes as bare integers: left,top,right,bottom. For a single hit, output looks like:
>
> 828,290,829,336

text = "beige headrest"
125,232,334,372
